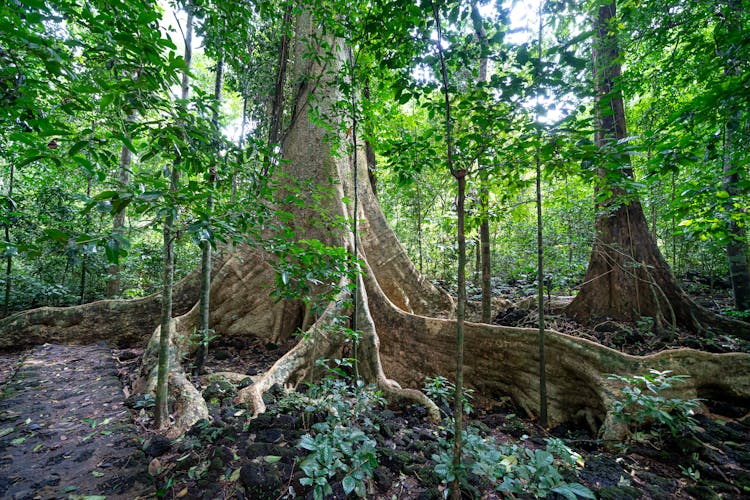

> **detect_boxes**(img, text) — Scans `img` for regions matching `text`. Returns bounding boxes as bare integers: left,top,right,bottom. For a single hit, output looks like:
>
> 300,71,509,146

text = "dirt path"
0,343,153,499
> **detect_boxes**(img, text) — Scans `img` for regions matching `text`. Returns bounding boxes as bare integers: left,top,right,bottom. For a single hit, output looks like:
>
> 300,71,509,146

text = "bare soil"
0,343,152,499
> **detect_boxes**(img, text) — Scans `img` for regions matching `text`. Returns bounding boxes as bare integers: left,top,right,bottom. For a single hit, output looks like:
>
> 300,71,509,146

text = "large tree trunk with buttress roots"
566,1,750,338
1,9,750,440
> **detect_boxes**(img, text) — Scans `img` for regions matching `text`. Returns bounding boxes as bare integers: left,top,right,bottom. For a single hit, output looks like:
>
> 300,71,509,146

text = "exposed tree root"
566,207,750,339
234,271,442,424
363,258,750,440
0,268,201,350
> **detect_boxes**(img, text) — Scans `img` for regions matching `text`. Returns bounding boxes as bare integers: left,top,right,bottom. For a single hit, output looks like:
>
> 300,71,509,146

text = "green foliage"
298,423,377,499
423,375,475,416
288,378,384,499
608,370,702,443
432,427,594,499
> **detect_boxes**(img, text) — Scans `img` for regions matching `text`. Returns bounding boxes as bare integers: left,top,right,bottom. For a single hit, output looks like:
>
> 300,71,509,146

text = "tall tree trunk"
79,174,92,305
267,3,293,163
194,53,223,377
232,94,249,203
724,120,750,311
363,80,378,196
155,2,193,430
432,5,466,498
3,163,15,318
535,0,548,427
416,181,423,274
721,0,750,311
471,1,493,324
107,111,136,298
565,1,750,337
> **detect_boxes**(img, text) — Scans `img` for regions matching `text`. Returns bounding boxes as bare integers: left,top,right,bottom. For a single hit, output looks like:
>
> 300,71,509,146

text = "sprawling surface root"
357,166,454,318
130,247,307,435
0,268,201,350
133,311,208,437
235,272,441,423
364,260,750,439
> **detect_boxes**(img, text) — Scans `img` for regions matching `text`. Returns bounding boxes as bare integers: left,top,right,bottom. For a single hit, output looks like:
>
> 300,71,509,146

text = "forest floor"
0,344,153,499
1,278,749,499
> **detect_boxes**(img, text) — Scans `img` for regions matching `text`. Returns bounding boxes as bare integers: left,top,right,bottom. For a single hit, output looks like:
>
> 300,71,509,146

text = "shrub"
608,370,701,443
423,375,475,416
289,378,384,499
433,426,594,499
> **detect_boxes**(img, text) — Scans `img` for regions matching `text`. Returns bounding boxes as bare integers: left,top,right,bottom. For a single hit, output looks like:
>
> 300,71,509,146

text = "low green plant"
298,421,378,499
679,464,700,481
636,316,655,336
608,370,701,443
423,375,475,416
432,426,594,499
291,377,384,499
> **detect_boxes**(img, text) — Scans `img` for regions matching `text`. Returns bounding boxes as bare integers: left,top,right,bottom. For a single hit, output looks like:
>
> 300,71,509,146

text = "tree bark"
3,163,15,317
721,0,750,311
470,1,493,324
267,3,293,155
566,0,750,337
106,111,136,299
194,53,224,377
155,3,193,430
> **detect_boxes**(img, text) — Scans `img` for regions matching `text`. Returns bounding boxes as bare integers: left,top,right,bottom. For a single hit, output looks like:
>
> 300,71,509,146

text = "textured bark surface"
0,269,200,350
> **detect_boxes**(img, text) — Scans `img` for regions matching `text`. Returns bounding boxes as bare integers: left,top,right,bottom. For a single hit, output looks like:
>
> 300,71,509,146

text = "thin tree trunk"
535,0,548,427
107,111,136,298
232,94,249,203
156,3,192,430
416,181,423,274
471,0,493,323
724,132,750,310
194,53,223,377
474,235,480,287
721,0,750,311
79,174,92,305
363,80,378,196
3,163,15,317
432,5,465,498
265,3,293,174
348,46,361,369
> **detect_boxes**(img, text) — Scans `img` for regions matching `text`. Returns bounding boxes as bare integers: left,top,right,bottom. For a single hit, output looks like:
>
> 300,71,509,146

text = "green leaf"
44,229,69,242
552,482,596,499
68,140,89,156
342,475,356,495
100,93,114,112
229,468,241,482
264,455,282,464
